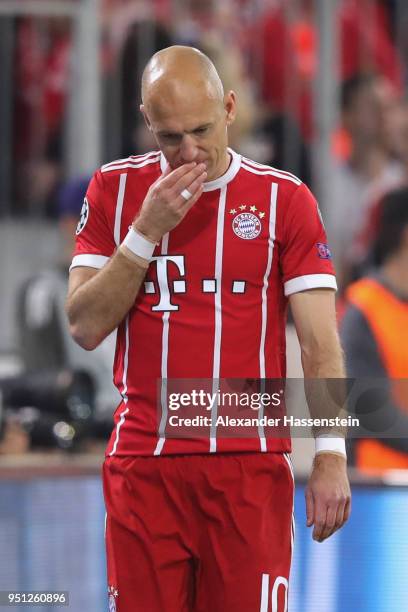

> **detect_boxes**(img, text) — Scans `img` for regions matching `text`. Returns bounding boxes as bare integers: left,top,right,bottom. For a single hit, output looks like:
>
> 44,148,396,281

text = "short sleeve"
70,170,116,270
280,183,337,296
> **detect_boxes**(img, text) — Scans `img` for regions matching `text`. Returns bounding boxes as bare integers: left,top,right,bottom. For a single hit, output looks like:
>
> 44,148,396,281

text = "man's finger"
160,162,198,188
179,184,204,215
312,500,328,542
335,499,347,530
152,160,176,187
344,496,352,523
326,498,348,540
172,163,207,195
305,488,314,527
176,172,207,207
319,504,338,541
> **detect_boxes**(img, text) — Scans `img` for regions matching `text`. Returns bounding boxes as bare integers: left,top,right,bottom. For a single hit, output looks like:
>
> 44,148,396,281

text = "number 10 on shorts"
260,575,288,612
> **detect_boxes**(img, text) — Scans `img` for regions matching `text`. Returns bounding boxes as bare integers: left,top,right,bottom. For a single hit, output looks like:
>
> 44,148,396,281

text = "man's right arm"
66,161,207,350
66,252,148,350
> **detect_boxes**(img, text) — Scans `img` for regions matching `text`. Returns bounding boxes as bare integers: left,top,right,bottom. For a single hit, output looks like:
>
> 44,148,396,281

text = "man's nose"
179,135,199,162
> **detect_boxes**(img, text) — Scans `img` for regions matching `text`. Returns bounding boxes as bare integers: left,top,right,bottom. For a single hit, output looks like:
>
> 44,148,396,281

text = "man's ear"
140,104,152,131
224,90,237,126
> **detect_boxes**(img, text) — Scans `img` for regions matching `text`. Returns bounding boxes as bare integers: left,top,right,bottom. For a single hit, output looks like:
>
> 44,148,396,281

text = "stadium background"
0,1,408,610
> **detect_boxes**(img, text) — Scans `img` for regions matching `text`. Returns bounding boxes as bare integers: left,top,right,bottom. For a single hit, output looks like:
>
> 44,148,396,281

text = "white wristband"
315,437,346,457
123,227,156,261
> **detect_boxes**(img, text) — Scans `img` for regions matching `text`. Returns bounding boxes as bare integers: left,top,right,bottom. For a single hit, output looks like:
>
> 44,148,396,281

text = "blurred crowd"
9,0,408,281
1,0,407,470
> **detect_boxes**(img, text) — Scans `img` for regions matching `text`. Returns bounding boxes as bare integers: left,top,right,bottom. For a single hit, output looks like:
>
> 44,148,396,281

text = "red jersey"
71,149,336,456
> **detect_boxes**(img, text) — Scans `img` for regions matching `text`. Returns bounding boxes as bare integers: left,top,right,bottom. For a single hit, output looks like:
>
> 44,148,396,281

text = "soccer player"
66,46,351,612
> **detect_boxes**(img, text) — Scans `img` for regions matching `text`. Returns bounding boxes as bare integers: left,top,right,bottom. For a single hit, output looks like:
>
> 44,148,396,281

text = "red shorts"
103,452,294,612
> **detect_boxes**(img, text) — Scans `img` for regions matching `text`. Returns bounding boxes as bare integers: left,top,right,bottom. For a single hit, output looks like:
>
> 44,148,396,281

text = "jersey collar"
159,148,241,192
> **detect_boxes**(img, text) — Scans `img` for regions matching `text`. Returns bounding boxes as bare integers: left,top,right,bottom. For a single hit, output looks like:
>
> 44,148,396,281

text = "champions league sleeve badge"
316,242,332,259
230,205,264,240
75,197,90,235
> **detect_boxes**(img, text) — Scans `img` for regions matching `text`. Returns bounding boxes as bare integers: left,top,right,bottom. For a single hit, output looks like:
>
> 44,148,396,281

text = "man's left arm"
290,288,351,542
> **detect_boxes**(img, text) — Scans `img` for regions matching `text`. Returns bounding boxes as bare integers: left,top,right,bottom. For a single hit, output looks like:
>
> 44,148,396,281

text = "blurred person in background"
169,0,257,153
254,107,312,186
16,177,118,425
101,1,174,157
120,20,172,155
197,32,256,152
66,45,350,611
341,187,408,473
340,95,408,284
13,16,72,216
244,0,403,188
248,0,402,142
183,1,312,182
350,97,408,270
327,73,405,289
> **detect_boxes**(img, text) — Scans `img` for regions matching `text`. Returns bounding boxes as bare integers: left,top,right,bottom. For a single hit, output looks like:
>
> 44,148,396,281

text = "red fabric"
73,151,335,456
103,452,294,612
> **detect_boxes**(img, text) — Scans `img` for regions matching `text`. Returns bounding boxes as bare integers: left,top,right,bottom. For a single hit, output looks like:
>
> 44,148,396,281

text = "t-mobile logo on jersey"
144,255,247,312
146,255,186,312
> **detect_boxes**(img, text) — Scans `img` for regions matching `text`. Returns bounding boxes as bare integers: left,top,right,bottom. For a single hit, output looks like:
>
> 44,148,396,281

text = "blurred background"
1,0,408,610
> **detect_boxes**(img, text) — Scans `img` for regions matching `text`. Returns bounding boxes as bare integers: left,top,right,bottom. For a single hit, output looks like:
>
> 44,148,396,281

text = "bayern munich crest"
231,209,262,240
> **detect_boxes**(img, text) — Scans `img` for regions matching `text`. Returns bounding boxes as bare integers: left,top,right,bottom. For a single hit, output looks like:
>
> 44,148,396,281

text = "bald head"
141,45,224,109
139,45,237,181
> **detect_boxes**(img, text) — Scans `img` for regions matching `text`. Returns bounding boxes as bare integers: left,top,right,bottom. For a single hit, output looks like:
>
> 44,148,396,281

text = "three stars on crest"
229,205,265,219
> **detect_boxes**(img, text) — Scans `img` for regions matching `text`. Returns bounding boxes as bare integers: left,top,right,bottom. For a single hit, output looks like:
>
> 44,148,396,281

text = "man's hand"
305,452,351,542
134,162,207,242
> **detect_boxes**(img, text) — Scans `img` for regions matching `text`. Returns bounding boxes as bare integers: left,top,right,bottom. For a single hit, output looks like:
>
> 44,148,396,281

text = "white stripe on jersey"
109,173,130,456
101,154,160,174
154,233,170,456
257,182,279,452
260,573,270,612
109,317,130,456
241,162,302,186
283,451,295,481
283,452,295,556
101,150,160,172
284,273,337,296
209,185,227,453
69,253,109,271
114,173,127,245
242,157,302,185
